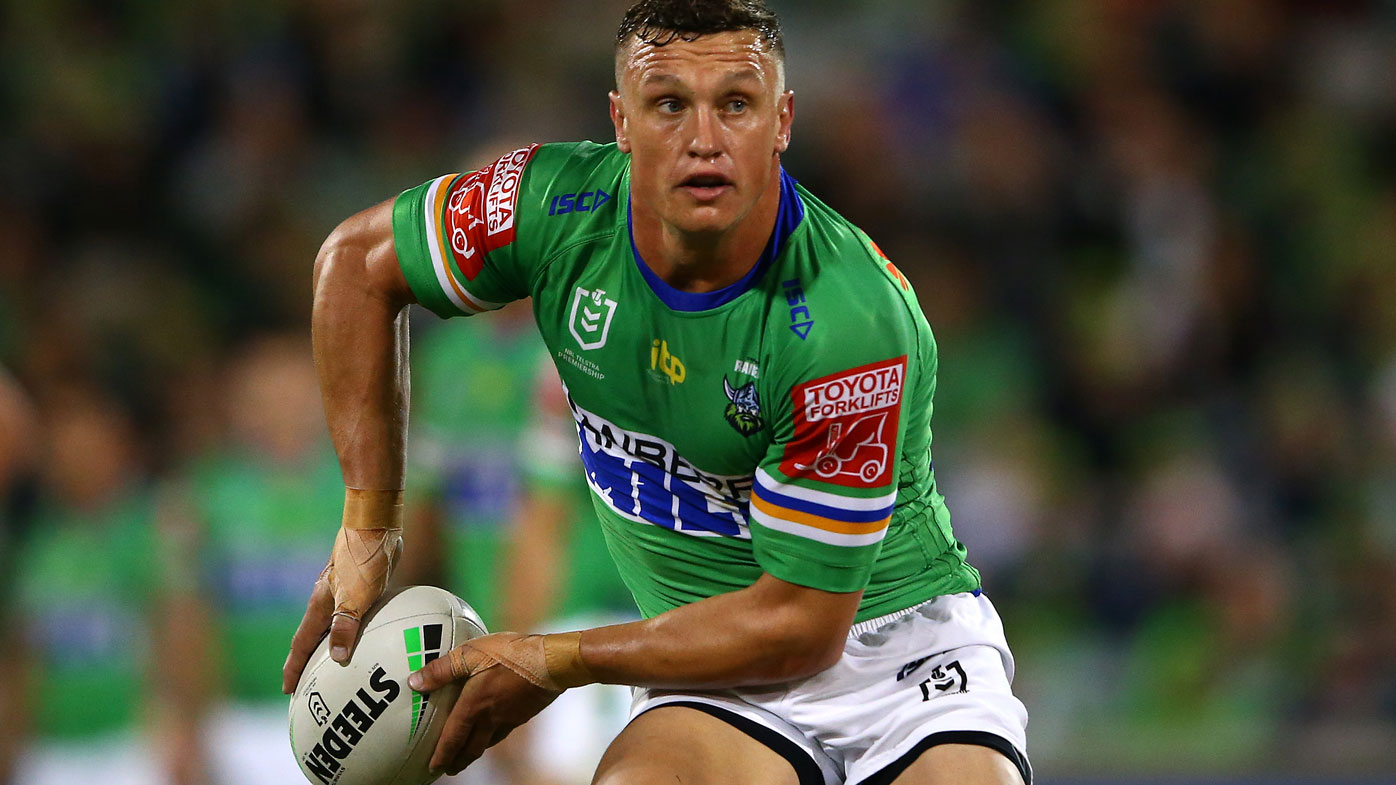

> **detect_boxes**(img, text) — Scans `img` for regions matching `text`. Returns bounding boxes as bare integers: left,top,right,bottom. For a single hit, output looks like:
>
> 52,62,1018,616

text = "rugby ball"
289,586,488,785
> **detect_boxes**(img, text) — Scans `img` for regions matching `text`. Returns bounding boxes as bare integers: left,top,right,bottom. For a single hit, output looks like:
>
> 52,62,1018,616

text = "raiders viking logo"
723,376,764,436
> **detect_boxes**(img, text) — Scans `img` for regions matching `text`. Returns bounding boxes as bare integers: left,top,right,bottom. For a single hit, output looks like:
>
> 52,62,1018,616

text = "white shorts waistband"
847,589,983,639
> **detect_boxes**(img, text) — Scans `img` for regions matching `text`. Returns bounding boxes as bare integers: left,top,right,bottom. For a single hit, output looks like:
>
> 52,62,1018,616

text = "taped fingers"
325,525,402,662
409,638,499,694
328,608,363,663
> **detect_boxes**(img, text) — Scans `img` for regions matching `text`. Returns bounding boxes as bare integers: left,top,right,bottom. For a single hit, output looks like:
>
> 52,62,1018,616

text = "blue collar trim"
628,168,805,312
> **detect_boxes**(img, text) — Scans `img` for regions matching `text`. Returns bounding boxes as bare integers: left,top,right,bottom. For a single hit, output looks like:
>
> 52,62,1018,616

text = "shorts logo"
723,376,764,436
896,656,932,682
570,287,618,350
918,660,968,698
443,144,538,280
780,356,906,489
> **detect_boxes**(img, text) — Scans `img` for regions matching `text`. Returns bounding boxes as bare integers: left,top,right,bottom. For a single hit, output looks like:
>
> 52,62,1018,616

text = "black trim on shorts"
638,701,825,785
855,730,1033,785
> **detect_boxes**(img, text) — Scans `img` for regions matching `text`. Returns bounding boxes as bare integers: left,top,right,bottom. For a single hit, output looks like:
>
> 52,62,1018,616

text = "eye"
727,98,747,113
657,98,683,113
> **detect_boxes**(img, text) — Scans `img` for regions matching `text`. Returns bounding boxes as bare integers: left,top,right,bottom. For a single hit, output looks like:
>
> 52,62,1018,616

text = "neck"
632,162,783,293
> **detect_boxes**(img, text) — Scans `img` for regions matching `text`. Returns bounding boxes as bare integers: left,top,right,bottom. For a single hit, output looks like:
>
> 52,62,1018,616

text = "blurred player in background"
400,300,635,785
286,2,1029,785
0,385,176,785
158,333,345,785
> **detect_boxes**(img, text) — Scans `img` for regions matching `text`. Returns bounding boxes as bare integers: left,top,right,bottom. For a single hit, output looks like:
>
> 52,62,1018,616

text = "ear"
774,90,794,154
610,91,631,153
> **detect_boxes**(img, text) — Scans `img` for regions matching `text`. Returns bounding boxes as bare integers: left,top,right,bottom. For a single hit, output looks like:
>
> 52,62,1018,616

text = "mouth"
678,173,734,201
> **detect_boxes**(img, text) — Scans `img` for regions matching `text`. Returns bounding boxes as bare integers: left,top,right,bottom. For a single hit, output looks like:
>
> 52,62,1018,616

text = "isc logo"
549,190,612,216
782,278,814,340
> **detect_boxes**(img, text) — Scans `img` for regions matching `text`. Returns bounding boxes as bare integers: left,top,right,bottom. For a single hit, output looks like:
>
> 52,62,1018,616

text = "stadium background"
1,0,1394,782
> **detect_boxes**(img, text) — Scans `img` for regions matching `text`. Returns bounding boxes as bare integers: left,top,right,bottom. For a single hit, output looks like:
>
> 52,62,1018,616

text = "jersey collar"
627,168,805,312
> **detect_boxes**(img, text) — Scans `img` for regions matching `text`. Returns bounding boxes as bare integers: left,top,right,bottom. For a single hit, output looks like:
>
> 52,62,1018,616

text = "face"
611,30,794,237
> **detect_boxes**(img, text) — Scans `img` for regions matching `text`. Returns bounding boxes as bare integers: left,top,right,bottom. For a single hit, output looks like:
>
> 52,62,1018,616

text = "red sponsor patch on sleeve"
779,356,907,489
443,144,539,280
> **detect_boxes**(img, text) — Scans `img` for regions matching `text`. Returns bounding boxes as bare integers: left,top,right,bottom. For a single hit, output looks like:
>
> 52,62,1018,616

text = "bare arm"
581,572,860,688
413,573,858,773
311,198,414,490
283,199,418,691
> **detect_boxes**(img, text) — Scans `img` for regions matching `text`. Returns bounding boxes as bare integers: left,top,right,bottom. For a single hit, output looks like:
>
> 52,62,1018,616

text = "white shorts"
631,592,1031,785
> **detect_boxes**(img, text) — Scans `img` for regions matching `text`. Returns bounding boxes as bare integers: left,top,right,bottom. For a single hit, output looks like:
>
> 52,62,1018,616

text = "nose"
687,106,722,159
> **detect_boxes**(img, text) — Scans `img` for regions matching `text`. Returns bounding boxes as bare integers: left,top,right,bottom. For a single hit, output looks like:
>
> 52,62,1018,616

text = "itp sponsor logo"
650,339,686,385
569,287,618,350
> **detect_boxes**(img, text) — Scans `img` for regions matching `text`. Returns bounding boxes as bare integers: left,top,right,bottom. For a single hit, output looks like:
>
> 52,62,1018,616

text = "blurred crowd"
1,0,1394,782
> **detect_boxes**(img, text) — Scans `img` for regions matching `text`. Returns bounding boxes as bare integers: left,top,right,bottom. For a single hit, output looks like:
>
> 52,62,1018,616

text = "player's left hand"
409,632,577,775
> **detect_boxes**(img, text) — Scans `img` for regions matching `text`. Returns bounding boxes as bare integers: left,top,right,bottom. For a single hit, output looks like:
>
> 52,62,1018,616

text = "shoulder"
521,142,627,218
764,184,925,353
514,141,628,258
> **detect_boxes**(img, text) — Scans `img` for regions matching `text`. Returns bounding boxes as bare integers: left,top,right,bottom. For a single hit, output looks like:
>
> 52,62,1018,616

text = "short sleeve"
392,145,541,318
745,241,924,594
749,355,909,593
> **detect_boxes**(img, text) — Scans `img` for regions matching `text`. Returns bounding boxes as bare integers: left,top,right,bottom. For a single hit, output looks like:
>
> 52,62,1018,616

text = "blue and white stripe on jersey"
749,467,896,547
569,397,752,538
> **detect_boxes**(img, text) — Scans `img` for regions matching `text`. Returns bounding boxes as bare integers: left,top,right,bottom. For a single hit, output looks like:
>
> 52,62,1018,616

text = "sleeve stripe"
750,493,891,535
751,481,892,524
423,175,503,315
755,467,896,513
750,504,889,547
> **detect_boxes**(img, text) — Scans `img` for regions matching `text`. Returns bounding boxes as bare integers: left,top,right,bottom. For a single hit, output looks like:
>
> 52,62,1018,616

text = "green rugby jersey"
392,142,979,622
186,446,344,702
16,491,156,738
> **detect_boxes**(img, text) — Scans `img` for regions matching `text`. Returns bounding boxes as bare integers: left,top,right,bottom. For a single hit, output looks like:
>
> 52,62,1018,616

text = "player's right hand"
282,519,402,693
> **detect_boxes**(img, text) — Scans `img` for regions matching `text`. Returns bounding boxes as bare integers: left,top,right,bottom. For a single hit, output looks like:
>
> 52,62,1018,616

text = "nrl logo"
569,287,618,350
723,376,764,436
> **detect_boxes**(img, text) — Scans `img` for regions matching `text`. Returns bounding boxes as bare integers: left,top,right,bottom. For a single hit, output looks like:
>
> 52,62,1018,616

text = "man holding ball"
284,2,1031,784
